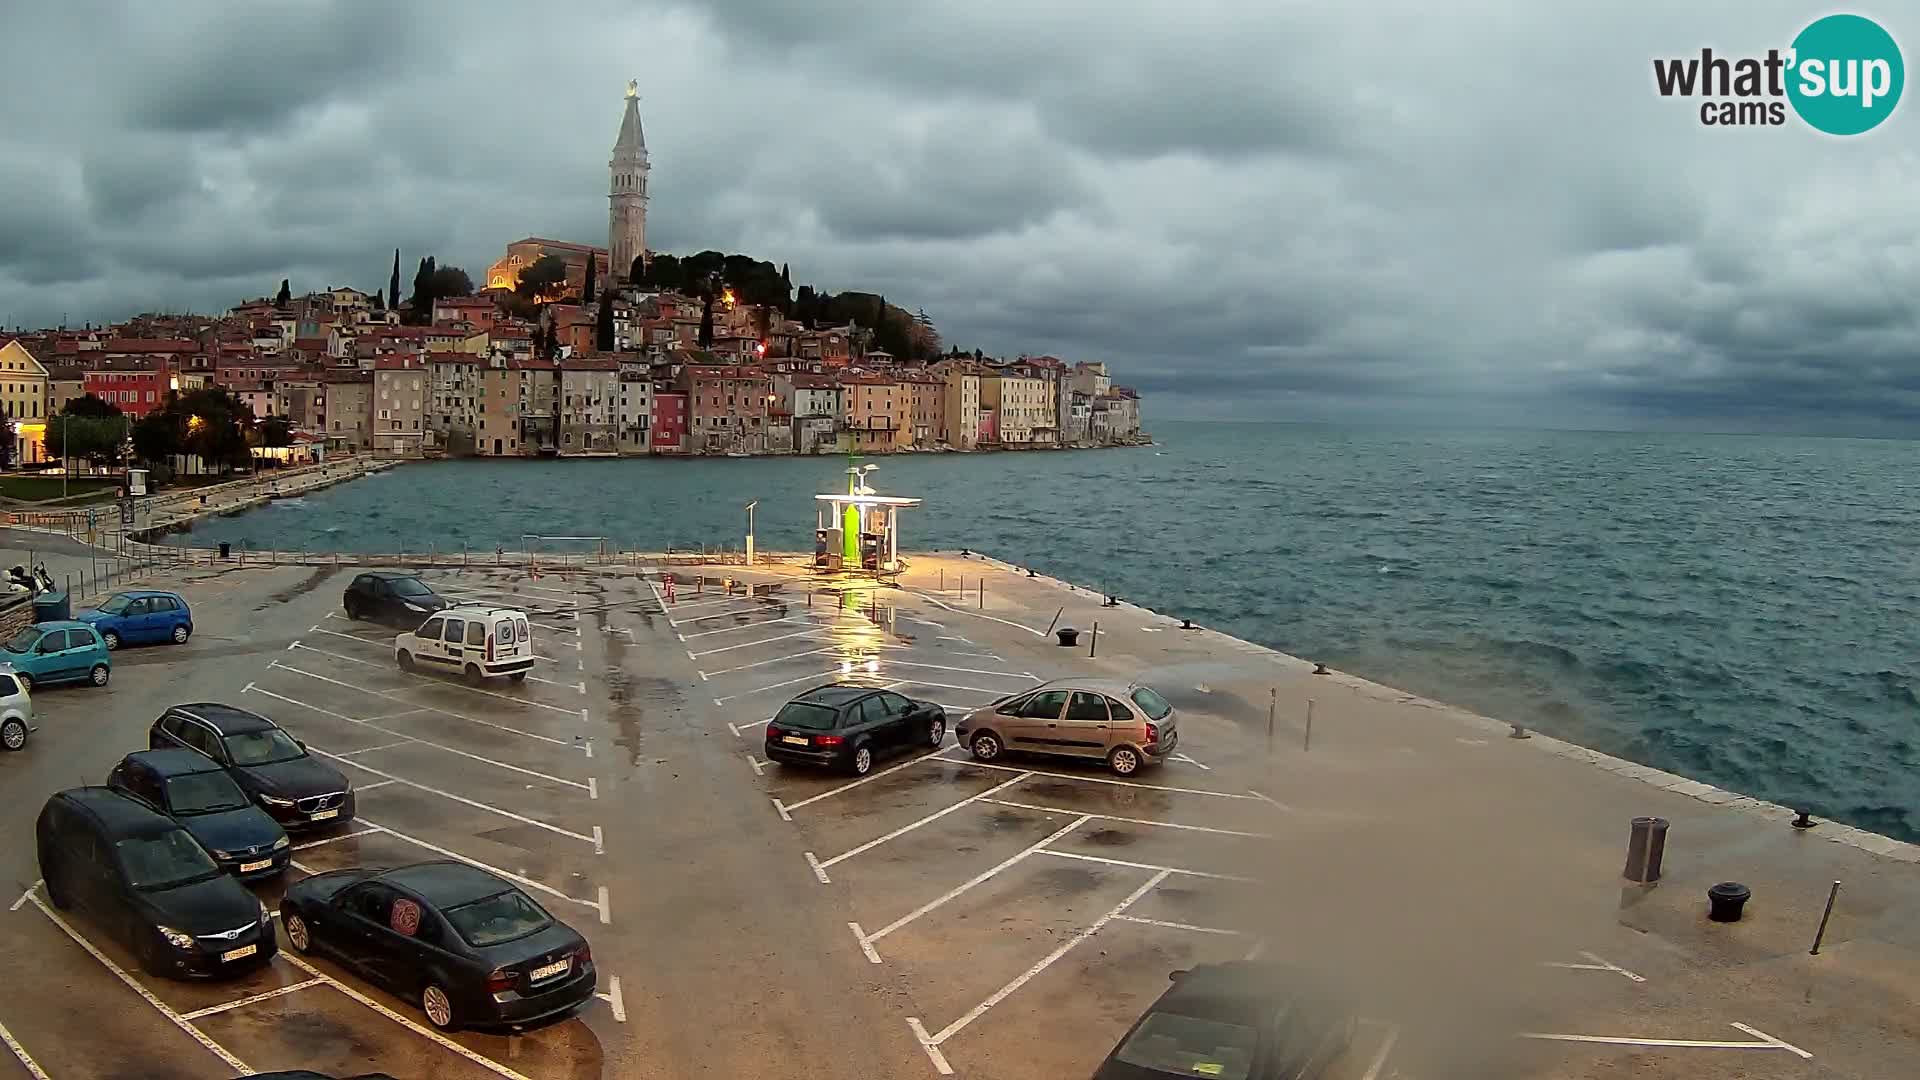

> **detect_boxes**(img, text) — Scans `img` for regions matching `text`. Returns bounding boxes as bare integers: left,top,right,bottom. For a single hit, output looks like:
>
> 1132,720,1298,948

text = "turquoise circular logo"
1787,14,1904,135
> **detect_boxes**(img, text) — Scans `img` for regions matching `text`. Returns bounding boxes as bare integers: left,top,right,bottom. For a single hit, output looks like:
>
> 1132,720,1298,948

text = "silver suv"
0,664,36,751
956,677,1178,776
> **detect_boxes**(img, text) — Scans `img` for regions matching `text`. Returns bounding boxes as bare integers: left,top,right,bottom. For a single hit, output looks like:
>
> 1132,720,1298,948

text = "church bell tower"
609,80,650,282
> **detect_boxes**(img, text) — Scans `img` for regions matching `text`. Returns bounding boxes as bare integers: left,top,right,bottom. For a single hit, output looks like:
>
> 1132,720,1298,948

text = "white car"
395,606,535,685
0,663,36,751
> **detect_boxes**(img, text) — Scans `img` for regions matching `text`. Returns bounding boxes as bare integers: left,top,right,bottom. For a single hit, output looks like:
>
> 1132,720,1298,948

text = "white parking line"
1360,1023,1401,1080
179,978,327,1020
654,593,765,613
779,744,955,812
264,663,576,747
1172,753,1211,771
1112,914,1241,935
817,774,1032,872
334,738,418,757
1543,951,1647,982
0,1018,49,1080
280,953,538,1080
980,798,1270,838
713,669,845,704
1035,848,1254,882
746,755,766,776
677,605,788,626
680,613,856,639
312,749,598,845
1520,1023,1811,1058
596,976,627,1022
291,826,381,851
805,851,831,883
246,684,590,790
9,880,40,912
928,751,1263,800
872,658,1039,681
531,621,580,635
699,644,857,678
914,591,1046,637
352,819,601,913
291,641,584,717
859,815,1091,960
25,891,250,1074
689,627,837,657
909,869,1172,1073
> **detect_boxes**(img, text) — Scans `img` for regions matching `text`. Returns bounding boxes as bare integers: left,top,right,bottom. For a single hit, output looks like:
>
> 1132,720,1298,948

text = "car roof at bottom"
30,620,95,632
793,684,880,706
170,702,279,735
364,571,426,581
1153,962,1326,1025
123,748,227,777
52,786,180,838
378,862,518,907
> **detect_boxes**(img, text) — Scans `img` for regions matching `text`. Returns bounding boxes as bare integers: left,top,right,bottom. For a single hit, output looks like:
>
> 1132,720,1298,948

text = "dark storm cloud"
3,0,1918,432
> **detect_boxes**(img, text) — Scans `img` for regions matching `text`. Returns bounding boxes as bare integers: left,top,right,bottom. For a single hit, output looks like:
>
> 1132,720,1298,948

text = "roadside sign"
86,508,98,529
119,498,135,525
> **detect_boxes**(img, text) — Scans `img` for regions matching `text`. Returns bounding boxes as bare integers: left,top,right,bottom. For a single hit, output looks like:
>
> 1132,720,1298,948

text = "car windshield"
2,628,37,653
115,830,222,891
773,701,839,731
390,578,433,597
443,889,553,947
223,729,305,766
1113,1012,1260,1080
96,594,134,615
1131,686,1174,721
164,771,250,815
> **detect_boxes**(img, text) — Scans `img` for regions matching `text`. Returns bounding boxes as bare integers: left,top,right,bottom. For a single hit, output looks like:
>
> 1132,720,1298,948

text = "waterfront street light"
744,499,757,566
858,463,878,495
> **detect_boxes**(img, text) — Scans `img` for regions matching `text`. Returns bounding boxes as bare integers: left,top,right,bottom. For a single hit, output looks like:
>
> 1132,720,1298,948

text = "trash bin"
32,591,70,623
1623,816,1670,883
1056,627,1080,647
1707,881,1751,922
219,542,231,561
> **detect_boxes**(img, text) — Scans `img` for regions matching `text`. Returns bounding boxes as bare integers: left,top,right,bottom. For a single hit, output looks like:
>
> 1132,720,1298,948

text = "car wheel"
849,745,873,776
90,664,110,687
284,913,312,954
464,663,484,687
509,671,527,683
101,630,121,651
1108,746,1141,776
927,715,946,748
0,718,26,752
398,651,415,672
42,867,70,910
344,600,360,620
969,731,1002,762
132,923,166,976
171,624,191,644
421,982,458,1031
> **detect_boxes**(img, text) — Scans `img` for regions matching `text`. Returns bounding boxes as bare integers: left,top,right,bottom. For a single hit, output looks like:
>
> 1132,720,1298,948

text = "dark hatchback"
281,861,595,1031
107,749,291,880
35,787,276,979
148,703,355,830
764,683,948,775
344,571,450,626
1093,963,1358,1080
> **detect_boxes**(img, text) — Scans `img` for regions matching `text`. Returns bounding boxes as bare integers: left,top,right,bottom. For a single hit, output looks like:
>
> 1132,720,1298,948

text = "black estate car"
344,571,449,626
764,683,947,775
148,703,355,829
107,749,291,880
281,862,596,1031
1092,963,1358,1080
35,787,276,978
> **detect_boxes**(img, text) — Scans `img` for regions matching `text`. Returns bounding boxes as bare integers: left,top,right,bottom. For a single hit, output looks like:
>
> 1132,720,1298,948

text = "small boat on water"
724,450,749,458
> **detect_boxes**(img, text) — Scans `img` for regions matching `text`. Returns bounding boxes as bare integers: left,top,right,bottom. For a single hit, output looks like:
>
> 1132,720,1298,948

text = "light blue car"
0,621,112,690
76,590,194,650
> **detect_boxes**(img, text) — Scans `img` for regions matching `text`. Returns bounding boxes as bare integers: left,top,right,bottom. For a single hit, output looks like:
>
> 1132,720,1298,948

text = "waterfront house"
650,389,687,453
901,372,944,448
46,363,87,419
559,354,620,454
682,364,772,454
372,356,427,458
935,364,981,450
773,373,842,456
0,339,50,464
980,368,1052,447
617,371,652,454
321,369,373,452
428,352,482,453
841,371,908,453
432,295,497,332
510,357,561,454
475,360,522,457
83,355,173,418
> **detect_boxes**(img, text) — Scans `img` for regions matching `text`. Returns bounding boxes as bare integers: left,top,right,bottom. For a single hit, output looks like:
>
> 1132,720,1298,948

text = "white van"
395,606,535,685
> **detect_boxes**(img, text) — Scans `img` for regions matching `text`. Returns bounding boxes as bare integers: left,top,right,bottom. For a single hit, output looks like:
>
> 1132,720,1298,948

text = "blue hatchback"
0,621,112,689
77,590,194,650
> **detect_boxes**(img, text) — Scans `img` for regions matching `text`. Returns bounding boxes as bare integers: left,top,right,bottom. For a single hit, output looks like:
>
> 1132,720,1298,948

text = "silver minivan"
956,677,1178,775
0,663,36,751
395,605,535,685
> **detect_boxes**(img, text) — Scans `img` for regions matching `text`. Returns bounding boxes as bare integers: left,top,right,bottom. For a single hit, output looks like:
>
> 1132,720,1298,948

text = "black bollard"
1623,817,1670,883
1793,810,1816,830
1056,627,1079,647
1707,882,1751,922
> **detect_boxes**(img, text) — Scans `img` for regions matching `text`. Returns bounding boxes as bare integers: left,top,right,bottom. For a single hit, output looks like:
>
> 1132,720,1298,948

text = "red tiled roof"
373,357,422,371
102,339,197,354
561,357,618,372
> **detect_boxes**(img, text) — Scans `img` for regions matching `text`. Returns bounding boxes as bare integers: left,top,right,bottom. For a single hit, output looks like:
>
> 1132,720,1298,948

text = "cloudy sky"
3,1,1917,432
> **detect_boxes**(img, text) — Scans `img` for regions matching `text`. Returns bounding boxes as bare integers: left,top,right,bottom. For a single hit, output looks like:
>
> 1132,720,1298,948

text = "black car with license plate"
1092,963,1358,1080
34,787,276,979
148,703,355,830
280,861,596,1031
764,683,947,775
107,750,291,880
344,571,450,626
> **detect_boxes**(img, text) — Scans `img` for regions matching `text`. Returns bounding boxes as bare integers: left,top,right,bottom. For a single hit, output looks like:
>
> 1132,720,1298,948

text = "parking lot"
621,562,1831,1080
0,563,620,1080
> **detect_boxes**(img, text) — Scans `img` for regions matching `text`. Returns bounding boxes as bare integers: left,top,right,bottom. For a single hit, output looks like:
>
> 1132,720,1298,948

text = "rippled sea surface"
192,422,1920,841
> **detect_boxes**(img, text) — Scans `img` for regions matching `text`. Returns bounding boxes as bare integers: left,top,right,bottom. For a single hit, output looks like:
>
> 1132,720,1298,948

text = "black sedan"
35,787,276,979
281,861,595,1031
148,703,355,830
107,749,291,879
764,683,947,775
1093,964,1358,1080
344,571,449,626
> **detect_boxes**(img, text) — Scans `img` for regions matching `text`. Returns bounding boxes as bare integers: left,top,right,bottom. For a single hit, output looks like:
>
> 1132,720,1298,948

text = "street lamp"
858,463,878,495
744,500,758,566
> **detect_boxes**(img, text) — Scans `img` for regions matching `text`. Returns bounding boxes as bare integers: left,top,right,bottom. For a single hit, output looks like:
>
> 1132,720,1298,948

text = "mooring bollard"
1810,880,1841,954
1793,810,1817,830
1707,881,1751,923
1056,627,1079,647
1624,816,1670,883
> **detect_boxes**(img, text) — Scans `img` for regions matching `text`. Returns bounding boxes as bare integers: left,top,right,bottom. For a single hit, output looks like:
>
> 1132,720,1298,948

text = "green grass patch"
0,475,122,502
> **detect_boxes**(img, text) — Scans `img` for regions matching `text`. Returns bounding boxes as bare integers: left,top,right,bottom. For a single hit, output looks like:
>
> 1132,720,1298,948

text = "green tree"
46,415,126,465
390,248,402,313
131,410,182,467
583,254,598,305
515,255,569,302
597,291,615,351
374,286,385,310
171,388,252,472
0,415,15,469
427,266,473,301
62,394,121,419
699,289,714,349
258,416,292,450
275,279,291,308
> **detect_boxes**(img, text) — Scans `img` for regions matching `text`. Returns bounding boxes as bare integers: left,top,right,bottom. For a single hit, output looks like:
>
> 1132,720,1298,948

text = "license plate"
239,859,272,873
309,808,339,821
530,959,570,981
221,944,258,962
782,735,809,746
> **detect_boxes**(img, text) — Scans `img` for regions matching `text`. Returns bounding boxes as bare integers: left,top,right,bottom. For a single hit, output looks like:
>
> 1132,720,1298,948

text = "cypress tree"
389,249,401,312
583,254,597,305
597,291,615,351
